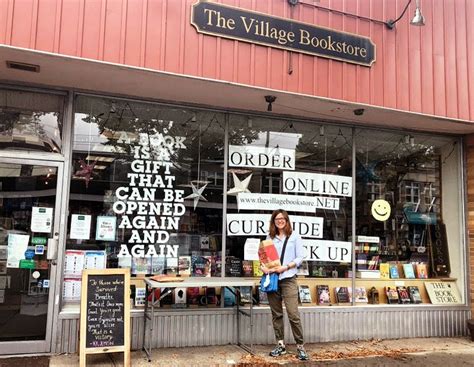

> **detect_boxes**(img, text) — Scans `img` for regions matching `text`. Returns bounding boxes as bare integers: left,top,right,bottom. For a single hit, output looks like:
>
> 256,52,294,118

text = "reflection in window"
355,129,461,305
65,96,225,303
226,115,353,279
0,89,63,152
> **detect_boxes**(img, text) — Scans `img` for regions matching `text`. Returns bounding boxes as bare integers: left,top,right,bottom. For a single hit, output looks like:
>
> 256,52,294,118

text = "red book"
258,240,281,269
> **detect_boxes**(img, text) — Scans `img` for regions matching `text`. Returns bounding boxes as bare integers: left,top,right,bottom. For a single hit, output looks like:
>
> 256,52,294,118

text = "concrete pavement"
47,337,474,366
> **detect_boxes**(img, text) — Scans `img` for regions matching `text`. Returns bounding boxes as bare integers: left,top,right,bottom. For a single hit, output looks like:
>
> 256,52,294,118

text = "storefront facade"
0,0,473,355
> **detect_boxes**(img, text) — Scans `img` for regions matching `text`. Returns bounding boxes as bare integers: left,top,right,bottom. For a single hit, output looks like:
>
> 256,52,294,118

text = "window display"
63,95,464,309
353,129,463,306
65,96,225,305
225,116,353,280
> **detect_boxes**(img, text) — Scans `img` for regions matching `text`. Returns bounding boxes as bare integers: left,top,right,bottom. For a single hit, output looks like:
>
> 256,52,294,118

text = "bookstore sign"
191,1,376,67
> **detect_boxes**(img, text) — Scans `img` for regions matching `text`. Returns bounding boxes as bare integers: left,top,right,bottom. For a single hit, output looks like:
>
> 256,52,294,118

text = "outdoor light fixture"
297,0,425,30
386,0,425,29
247,118,253,128
265,95,277,112
353,108,365,116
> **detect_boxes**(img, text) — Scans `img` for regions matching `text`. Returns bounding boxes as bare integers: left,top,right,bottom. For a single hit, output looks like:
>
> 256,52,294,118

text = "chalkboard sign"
80,269,130,367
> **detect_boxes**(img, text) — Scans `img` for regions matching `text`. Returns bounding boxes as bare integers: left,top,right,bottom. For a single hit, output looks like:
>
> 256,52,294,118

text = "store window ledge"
59,302,470,320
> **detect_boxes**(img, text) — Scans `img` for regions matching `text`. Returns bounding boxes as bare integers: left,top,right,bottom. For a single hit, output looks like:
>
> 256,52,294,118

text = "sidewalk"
2,337,474,367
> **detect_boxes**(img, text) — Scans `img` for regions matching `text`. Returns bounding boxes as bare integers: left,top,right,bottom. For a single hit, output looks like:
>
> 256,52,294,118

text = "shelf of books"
295,277,460,306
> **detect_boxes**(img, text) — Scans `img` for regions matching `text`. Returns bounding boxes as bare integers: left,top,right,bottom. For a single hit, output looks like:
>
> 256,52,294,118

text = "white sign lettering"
229,145,295,170
283,171,352,197
226,213,323,238
237,192,339,212
302,239,352,262
114,134,187,260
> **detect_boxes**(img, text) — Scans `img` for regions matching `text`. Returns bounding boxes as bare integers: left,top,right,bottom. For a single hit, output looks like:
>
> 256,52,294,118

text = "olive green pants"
267,276,304,345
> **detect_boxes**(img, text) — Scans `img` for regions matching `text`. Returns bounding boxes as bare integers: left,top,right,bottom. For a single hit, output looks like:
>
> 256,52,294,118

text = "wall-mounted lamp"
386,0,425,29
296,0,425,30
353,108,365,116
265,95,277,112
247,118,253,128
319,126,325,136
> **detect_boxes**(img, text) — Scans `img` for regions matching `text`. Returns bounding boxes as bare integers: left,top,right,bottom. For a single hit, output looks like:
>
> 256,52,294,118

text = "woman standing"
261,209,309,361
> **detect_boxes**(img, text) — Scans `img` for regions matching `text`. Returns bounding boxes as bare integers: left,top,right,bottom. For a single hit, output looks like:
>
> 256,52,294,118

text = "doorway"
0,158,64,354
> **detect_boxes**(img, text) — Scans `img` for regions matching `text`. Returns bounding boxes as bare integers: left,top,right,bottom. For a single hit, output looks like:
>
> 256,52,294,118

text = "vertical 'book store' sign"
80,269,130,367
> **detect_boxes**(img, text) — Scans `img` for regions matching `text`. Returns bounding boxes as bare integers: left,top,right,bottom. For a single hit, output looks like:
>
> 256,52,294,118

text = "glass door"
0,158,63,354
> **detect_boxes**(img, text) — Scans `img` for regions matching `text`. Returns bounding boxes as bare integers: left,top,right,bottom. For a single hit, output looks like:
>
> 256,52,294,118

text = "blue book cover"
389,264,399,279
403,263,416,279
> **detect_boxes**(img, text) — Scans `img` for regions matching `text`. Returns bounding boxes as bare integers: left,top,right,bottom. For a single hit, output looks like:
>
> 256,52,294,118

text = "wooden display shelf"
295,277,458,306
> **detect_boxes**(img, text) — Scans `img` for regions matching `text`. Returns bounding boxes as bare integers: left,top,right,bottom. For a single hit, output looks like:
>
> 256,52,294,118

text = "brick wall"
465,135,474,316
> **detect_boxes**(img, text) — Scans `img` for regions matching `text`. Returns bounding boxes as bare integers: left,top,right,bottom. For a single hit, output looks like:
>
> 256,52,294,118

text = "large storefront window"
225,116,353,285
354,129,463,306
0,89,63,153
62,94,464,309
64,96,224,304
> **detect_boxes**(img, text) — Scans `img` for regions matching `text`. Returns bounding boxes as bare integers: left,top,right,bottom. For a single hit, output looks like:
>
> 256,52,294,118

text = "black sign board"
428,224,451,277
191,1,375,67
80,269,130,367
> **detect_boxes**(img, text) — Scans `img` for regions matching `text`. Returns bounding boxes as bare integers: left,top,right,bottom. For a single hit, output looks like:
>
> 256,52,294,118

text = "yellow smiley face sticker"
371,199,391,221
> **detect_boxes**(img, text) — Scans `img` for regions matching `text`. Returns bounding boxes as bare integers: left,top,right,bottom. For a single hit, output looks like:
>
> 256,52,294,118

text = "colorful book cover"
317,285,331,305
296,261,309,276
354,287,368,303
132,257,150,275
258,240,281,269
253,260,263,277
396,286,411,304
242,260,253,277
205,287,218,306
150,256,166,275
240,286,253,305
223,287,236,307
379,263,390,279
178,256,191,276
298,285,312,303
166,256,179,275
191,255,211,277
385,286,399,304
187,287,201,306
416,263,429,279
389,264,400,279
403,263,416,279
258,289,269,305
335,287,352,304
407,286,422,304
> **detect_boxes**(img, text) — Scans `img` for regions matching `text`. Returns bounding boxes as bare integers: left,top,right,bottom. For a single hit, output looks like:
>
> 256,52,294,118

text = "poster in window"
7,233,29,268
70,214,92,240
31,207,53,233
95,216,117,241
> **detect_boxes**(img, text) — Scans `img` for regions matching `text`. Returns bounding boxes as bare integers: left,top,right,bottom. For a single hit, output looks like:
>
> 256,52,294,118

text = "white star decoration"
185,182,208,210
227,173,252,196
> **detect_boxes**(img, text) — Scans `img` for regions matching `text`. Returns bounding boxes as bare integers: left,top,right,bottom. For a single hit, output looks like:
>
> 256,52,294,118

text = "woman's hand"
261,265,288,274
274,265,288,274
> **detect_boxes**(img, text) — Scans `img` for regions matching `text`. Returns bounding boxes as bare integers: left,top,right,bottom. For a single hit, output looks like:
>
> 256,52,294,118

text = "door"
0,157,63,354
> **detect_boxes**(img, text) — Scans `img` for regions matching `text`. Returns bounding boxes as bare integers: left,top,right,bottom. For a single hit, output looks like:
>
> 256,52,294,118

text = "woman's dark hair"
269,209,293,238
